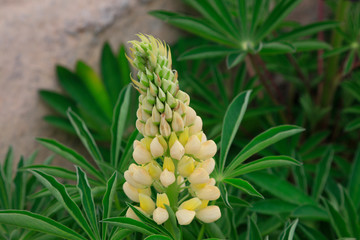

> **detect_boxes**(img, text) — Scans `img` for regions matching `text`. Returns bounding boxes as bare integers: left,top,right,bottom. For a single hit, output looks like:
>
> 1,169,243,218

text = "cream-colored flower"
160,169,176,187
170,140,185,160
133,144,152,164
196,206,221,223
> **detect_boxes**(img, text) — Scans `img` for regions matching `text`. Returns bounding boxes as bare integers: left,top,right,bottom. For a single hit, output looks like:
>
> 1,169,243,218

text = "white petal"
176,209,196,225
196,205,221,223
160,169,176,187
153,207,169,225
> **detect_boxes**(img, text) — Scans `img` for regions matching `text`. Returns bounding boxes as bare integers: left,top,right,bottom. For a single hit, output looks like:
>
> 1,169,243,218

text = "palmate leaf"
178,45,239,61
103,217,159,236
37,138,104,182
279,219,299,240
312,148,334,201
227,156,301,178
246,172,316,206
145,235,172,240
67,109,105,172
348,145,360,209
291,205,328,220
345,118,360,132
111,85,131,168
101,43,122,106
224,178,263,198
0,210,86,240
246,217,262,240
76,167,100,239
226,52,246,69
219,90,251,171
251,199,297,215
225,125,304,175
39,90,77,116
259,42,295,55
102,172,117,240
43,116,76,134
13,157,25,210
323,200,351,238
30,170,97,240
292,40,332,52
76,60,113,120
117,44,131,87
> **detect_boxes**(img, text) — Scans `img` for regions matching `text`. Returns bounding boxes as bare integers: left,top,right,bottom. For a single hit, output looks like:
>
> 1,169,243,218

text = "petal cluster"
124,34,221,226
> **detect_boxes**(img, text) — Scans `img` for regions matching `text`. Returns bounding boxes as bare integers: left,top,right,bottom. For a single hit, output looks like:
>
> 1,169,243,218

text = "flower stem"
197,224,206,240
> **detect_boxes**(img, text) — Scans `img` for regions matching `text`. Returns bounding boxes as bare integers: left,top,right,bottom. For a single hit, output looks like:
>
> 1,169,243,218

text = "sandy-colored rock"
0,0,183,166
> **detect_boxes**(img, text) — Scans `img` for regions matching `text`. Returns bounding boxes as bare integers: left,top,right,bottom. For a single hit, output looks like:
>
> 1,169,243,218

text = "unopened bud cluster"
124,34,221,226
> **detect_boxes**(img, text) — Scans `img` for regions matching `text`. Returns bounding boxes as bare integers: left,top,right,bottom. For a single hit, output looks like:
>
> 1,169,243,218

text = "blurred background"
0,0,316,164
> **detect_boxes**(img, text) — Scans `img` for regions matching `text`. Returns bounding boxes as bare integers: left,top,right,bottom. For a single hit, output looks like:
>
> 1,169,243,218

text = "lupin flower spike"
123,34,221,226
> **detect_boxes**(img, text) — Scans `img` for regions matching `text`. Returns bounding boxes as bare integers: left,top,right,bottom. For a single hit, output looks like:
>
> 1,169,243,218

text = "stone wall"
0,0,183,165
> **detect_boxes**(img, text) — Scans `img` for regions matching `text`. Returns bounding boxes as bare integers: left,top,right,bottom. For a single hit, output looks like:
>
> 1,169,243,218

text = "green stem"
322,0,349,106
197,224,206,240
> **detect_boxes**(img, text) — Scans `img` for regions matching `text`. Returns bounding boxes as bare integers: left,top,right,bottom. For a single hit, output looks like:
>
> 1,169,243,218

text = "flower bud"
153,207,169,225
176,90,190,105
136,120,145,134
160,115,171,138
185,135,201,155
141,137,152,150
150,136,164,158
196,185,220,200
163,157,175,172
179,197,202,211
149,80,158,96
179,127,189,146
189,116,202,135
139,193,155,215
196,140,217,160
126,207,147,221
164,103,172,122
170,140,185,160
160,169,176,187
123,182,140,202
178,156,195,177
156,97,165,113
199,158,215,174
176,101,187,117
133,144,152,165
141,98,153,114
152,106,161,125
168,132,178,148
130,165,153,186
145,118,158,137
124,171,145,189
188,168,210,184
176,209,195,225
133,140,141,149
156,193,170,208
166,92,177,108
146,89,155,105
158,87,166,102
172,112,184,132
185,106,196,126
145,161,162,179
136,108,142,120
196,206,221,223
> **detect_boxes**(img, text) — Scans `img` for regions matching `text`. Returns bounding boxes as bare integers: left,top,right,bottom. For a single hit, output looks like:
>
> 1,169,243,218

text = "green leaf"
251,199,297,215
227,156,300,178
39,90,77,116
103,217,159,235
250,0,266,33
343,50,355,75
299,131,329,155
111,85,131,168
219,182,232,208
345,118,360,132
149,11,234,46
31,170,97,240
75,61,113,120
76,167,100,239
178,45,238,61
22,165,98,186
323,45,351,58
164,205,181,240
348,145,360,209
102,172,117,240
117,44,131,87
119,130,141,172
101,43,122,106
67,109,104,172
273,21,339,41
43,116,76,134
292,40,332,52
279,219,298,240
259,42,295,55
145,235,172,240
312,148,333,201
291,205,328,220
0,210,86,240
56,65,110,124
343,189,360,238
246,217,262,240
224,178,263,198
110,229,132,240
298,223,327,240
220,90,251,171
13,157,25,210
226,125,304,174
245,172,316,205
226,52,246,69
255,0,301,41
212,66,229,106
37,138,104,181
323,200,351,238
0,147,13,208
